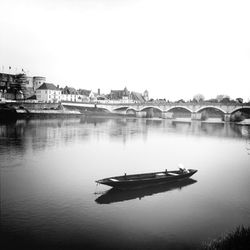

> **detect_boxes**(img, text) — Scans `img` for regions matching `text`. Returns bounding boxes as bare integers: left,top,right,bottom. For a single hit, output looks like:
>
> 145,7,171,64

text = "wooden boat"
96,168,198,189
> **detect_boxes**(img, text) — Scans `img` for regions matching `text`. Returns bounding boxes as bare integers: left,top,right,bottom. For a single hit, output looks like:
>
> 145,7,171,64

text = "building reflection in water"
95,178,197,204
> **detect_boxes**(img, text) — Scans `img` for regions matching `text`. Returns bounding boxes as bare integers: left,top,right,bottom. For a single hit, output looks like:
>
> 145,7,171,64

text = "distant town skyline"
1,0,250,101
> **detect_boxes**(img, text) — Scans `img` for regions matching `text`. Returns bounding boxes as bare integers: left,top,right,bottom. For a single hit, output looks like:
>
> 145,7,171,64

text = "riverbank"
0,103,83,120
16,109,82,118
201,226,250,250
237,119,250,126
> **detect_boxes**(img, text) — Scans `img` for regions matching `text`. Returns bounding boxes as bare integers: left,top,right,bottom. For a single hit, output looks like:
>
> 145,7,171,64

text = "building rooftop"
78,89,91,96
131,91,145,102
37,82,58,90
62,86,77,94
33,76,46,79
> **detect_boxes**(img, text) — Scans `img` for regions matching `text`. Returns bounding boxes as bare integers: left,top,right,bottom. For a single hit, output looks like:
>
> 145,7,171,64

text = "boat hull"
96,169,197,190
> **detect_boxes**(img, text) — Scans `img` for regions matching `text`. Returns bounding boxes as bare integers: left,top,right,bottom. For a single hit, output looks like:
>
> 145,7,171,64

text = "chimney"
98,88,100,95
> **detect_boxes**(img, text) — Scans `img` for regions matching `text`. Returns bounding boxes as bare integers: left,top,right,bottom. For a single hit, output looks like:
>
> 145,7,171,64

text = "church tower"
143,90,149,101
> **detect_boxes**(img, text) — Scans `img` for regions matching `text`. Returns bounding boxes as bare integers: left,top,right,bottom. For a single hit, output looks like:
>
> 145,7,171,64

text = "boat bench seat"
110,178,119,182
168,173,179,176
156,173,166,176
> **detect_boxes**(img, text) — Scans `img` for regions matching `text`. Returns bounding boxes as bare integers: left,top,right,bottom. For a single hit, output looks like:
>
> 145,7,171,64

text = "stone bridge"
62,101,250,122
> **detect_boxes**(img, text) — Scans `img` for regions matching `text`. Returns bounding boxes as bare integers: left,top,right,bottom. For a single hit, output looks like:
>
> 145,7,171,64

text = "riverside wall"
4,102,61,110
0,102,83,120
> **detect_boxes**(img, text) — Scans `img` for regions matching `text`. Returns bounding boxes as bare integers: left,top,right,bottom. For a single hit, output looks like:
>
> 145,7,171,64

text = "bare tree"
193,94,205,103
216,94,230,102
236,97,243,104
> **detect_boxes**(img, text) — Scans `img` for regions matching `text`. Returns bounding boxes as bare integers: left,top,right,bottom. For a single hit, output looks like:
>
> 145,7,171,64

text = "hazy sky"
0,0,250,101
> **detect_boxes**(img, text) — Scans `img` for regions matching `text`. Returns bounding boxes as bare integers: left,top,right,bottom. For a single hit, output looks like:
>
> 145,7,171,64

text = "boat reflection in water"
95,178,197,204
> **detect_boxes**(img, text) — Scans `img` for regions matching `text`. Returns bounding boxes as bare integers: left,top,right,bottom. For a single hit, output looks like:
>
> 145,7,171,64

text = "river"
1,117,250,250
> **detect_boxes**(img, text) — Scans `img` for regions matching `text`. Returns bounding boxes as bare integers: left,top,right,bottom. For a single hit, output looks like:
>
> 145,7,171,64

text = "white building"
36,83,61,103
60,86,89,102
61,93,89,102
60,88,96,102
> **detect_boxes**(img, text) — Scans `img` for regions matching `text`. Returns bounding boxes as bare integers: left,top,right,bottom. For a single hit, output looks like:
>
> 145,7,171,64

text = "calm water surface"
1,117,250,250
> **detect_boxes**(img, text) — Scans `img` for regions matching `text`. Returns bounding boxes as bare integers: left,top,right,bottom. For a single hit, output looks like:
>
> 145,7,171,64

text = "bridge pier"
161,112,173,119
224,113,231,122
146,108,154,118
191,112,202,120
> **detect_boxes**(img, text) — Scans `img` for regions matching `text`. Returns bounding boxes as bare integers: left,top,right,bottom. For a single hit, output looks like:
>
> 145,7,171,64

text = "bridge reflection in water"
95,178,197,204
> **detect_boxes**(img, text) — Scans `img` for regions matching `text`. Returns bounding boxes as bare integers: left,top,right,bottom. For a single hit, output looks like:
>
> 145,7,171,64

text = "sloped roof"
111,90,124,93
110,89,130,99
27,95,37,100
37,82,58,90
131,92,145,102
62,86,77,94
110,89,129,95
110,87,130,97
78,89,91,96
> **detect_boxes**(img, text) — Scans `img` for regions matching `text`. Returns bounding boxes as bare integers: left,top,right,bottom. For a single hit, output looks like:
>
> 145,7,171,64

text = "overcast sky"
0,0,250,101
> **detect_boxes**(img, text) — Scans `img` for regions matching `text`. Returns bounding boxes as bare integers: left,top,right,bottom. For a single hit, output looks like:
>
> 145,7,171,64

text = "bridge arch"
166,106,193,113
230,106,250,114
139,106,163,118
230,107,250,122
195,106,226,114
140,106,163,112
165,106,192,119
126,107,137,112
126,108,137,116
112,106,130,111
195,106,226,121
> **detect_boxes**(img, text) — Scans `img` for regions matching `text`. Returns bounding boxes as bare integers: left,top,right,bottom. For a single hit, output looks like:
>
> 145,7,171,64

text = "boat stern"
188,169,198,173
187,169,198,177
